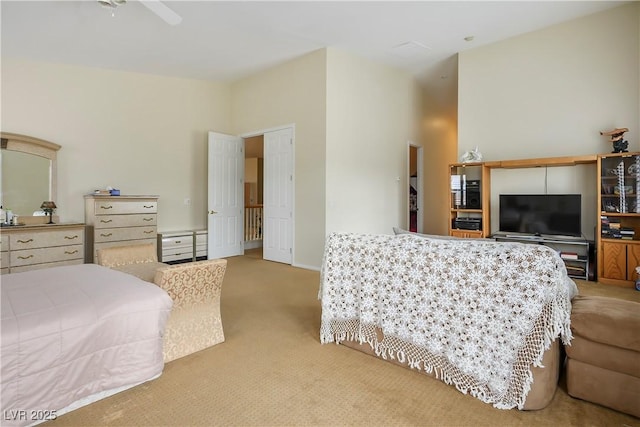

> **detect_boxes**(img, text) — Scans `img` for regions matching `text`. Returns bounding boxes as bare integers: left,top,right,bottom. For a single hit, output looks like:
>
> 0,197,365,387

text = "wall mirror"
1,132,60,218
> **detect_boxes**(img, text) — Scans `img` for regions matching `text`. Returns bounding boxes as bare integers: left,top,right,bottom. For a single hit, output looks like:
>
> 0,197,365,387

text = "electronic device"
453,217,482,230
465,180,481,209
499,194,582,237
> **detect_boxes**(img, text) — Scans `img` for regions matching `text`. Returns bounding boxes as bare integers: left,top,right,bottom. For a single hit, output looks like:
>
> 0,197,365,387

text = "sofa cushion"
566,358,640,418
570,295,640,353
565,335,640,377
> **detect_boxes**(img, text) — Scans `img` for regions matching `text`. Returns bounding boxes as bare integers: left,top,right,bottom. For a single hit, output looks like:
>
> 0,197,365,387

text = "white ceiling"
1,1,629,100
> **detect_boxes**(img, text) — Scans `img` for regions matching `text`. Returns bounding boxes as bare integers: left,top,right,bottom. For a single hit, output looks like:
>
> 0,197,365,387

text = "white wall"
459,3,639,159
457,3,640,238
325,48,422,235
230,49,327,269
1,59,232,231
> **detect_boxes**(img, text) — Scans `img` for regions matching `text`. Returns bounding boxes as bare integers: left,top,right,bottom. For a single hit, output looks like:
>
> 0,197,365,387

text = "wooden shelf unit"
449,154,613,281
484,154,597,169
597,151,640,287
448,162,491,238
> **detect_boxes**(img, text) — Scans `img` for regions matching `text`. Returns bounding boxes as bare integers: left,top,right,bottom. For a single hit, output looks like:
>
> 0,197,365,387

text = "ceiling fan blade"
139,0,182,26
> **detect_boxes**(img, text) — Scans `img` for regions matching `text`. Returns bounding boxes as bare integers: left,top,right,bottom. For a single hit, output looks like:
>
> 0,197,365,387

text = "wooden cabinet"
597,152,640,287
600,241,640,284
448,162,490,238
0,224,85,273
450,230,483,239
85,195,158,263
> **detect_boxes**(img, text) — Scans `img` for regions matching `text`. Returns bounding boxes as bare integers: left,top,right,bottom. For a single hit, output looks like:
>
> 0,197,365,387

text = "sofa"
97,243,227,362
565,295,640,417
319,232,577,410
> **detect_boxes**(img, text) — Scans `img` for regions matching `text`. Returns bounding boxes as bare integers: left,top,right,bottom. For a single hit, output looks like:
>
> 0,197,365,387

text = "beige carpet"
46,250,640,427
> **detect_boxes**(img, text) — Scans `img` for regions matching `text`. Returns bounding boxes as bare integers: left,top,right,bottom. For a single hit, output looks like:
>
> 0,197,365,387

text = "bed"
1,264,173,426
319,232,577,410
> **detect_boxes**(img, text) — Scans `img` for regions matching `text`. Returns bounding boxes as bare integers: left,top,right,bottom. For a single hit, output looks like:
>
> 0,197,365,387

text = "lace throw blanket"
319,233,577,409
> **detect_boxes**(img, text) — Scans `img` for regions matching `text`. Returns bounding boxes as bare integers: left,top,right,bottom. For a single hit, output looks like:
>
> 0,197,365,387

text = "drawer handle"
175,240,181,243
64,235,79,240
143,205,154,209
100,233,113,237
143,230,154,234
65,250,79,255
100,219,113,224
18,255,34,260
17,239,34,244
143,217,154,222
100,205,113,210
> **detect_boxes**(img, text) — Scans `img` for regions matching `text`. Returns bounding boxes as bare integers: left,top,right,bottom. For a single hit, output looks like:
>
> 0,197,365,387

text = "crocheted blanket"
319,233,577,409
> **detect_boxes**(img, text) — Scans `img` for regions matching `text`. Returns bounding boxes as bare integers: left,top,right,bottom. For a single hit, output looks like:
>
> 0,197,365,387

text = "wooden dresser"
0,223,85,274
84,195,159,263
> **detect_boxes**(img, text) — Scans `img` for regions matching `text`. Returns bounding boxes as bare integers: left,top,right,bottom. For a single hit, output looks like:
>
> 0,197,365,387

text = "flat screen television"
499,194,582,237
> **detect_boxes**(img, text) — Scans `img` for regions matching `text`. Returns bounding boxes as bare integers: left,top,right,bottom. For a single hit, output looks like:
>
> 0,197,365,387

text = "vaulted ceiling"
1,1,628,107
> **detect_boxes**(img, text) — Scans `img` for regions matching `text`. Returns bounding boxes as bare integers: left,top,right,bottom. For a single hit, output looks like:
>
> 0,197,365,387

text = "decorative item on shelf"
40,201,57,224
617,161,627,213
613,185,633,195
4,208,13,225
600,127,629,153
628,156,640,213
459,146,483,163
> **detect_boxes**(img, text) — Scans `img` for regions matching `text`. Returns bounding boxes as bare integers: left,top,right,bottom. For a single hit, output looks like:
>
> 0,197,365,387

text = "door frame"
241,124,295,264
408,141,423,233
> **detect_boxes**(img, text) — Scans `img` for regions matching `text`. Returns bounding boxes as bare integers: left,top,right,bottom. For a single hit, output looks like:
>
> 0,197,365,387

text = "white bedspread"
319,233,577,409
1,264,173,426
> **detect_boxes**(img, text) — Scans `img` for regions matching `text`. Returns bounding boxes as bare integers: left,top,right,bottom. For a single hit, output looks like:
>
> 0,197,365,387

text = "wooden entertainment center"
449,152,640,287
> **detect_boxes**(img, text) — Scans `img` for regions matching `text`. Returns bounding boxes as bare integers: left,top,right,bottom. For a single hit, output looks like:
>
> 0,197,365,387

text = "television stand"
492,233,589,281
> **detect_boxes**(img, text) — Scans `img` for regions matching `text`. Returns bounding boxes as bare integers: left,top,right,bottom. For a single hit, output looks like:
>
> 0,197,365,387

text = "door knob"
209,210,218,214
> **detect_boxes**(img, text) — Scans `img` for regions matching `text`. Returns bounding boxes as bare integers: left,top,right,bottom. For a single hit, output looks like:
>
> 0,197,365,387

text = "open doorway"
408,143,423,233
242,127,295,264
244,135,264,252
208,127,294,264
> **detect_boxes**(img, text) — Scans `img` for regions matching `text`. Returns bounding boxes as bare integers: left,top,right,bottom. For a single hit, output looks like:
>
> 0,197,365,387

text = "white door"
263,128,293,264
208,132,244,259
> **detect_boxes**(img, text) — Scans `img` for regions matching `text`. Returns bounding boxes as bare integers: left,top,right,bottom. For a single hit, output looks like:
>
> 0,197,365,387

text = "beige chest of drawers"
0,223,85,274
84,195,159,263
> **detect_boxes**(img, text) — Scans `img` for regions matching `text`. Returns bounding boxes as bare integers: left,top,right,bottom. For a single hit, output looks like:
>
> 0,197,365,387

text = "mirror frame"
1,131,61,208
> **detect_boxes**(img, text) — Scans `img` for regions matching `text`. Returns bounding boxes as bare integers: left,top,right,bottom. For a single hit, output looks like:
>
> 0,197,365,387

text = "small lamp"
40,201,57,224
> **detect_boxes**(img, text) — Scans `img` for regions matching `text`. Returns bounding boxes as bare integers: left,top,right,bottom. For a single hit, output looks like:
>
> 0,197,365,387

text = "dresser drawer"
195,232,207,245
94,200,157,215
94,226,157,243
11,244,84,267
94,213,157,229
11,259,83,274
162,250,194,262
195,231,207,257
10,228,85,250
1,236,8,252
161,235,193,249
